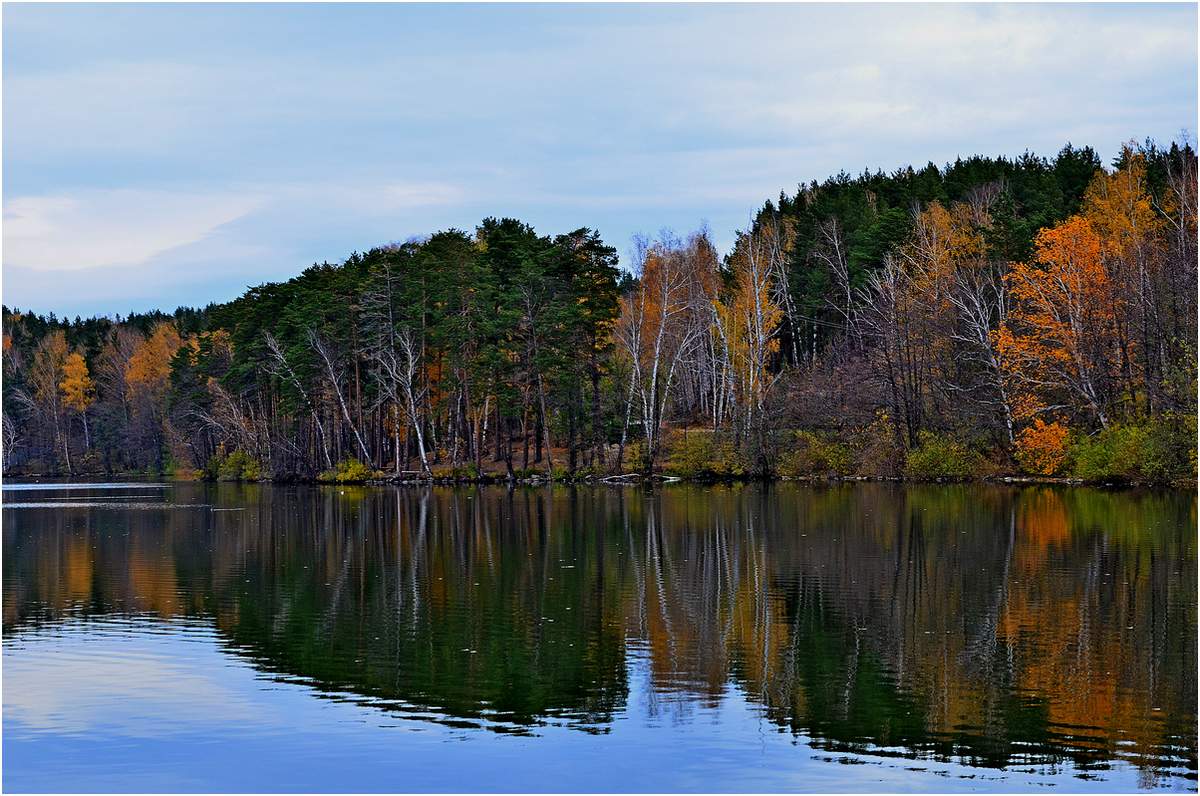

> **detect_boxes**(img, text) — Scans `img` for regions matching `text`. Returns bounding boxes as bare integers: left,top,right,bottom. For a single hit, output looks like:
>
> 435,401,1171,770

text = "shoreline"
4,471,1195,490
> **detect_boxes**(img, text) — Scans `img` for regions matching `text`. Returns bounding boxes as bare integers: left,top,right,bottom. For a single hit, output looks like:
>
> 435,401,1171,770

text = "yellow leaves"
721,229,784,408
126,322,184,401
1082,147,1161,260
30,330,70,406
59,351,95,413
915,201,986,272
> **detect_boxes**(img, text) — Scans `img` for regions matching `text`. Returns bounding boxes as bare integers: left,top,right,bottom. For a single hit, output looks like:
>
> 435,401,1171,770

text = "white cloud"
3,189,264,272
0,3,1193,315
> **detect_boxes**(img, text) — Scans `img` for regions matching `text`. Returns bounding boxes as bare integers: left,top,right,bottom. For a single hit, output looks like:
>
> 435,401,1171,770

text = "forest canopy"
3,139,1196,483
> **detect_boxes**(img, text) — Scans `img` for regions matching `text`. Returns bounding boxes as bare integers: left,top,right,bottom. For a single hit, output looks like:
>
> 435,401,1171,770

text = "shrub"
77,449,105,474
904,431,981,480
203,453,221,481
216,449,261,481
667,432,716,479
1141,413,1198,483
1014,419,1070,476
777,431,853,477
317,457,380,483
665,431,746,479
854,410,905,477
1071,415,1196,483
1071,425,1146,482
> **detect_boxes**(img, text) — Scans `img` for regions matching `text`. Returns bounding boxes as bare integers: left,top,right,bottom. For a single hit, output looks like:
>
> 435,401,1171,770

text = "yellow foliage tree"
60,351,96,450
29,331,72,470
126,322,184,402
1082,147,1162,261
715,227,784,437
60,352,95,414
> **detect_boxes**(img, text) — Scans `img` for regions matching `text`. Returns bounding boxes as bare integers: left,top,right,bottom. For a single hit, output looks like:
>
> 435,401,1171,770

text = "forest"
3,139,1196,483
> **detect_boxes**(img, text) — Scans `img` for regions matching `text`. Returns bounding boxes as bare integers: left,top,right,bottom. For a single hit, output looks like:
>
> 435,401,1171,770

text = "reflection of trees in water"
2,484,1195,782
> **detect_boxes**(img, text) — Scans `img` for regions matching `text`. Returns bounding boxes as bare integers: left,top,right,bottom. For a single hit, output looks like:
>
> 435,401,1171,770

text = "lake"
2,482,1195,792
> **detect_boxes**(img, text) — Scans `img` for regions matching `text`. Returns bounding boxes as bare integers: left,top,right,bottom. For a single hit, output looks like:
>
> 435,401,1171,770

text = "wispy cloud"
2,3,1195,315
4,189,265,272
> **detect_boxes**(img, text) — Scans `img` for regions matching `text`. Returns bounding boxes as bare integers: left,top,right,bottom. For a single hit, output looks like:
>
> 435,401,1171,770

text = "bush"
665,431,745,479
1142,413,1198,482
317,457,380,483
1071,415,1196,483
854,410,906,477
204,448,261,481
667,432,716,479
77,449,105,474
904,431,981,480
215,449,261,481
777,431,853,477
1014,419,1070,476
1071,425,1146,482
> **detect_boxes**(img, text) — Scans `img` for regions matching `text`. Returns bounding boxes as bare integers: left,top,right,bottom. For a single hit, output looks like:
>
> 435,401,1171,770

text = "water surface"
3,482,1195,792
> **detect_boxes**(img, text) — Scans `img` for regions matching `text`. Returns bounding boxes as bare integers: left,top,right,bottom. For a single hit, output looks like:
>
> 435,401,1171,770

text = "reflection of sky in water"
2,483,170,491
3,482,1194,793
3,617,1170,793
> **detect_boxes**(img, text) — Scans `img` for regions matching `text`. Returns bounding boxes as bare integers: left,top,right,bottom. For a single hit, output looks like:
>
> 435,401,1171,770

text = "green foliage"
1071,415,1196,483
317,458,381,483
903,432,982,480
205,449,262,481
1141,413,1198,483
777,431,853,477
1071,426,1146,482
664,431,746,479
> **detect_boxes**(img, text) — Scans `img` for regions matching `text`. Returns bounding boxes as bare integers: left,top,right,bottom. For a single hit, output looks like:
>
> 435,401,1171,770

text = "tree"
29,331,71,471
997,216,1119,429
60,350,96,450
616,231,712,472
717,225,785,450
126,322,185,470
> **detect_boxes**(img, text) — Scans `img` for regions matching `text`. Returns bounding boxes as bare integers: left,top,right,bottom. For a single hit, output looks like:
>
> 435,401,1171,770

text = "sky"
3,3,1197,318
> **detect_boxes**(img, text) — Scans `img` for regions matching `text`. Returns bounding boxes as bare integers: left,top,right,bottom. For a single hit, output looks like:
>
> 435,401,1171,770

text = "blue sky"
4,3,1196,318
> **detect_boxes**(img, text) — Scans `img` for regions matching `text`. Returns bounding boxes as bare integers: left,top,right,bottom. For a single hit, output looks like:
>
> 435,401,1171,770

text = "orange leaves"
1032,216,1108,297
59,352,95,414
1014,418,1070,476
126,322,184,402
998,215,1118,426
1006,216,1110,353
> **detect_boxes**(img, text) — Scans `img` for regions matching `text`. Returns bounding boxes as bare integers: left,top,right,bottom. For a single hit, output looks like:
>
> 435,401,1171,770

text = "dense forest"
3,139,1196,483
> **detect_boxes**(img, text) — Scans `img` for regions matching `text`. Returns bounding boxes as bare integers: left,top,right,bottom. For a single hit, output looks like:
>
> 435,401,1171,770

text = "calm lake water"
2,481,1196,792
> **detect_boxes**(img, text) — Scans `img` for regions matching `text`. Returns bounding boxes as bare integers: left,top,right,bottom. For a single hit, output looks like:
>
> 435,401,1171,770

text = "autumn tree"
28,331,72,471
126,321,185,470
616,231,714,471
60,350,96,450
997,216,1120,428
716,225,785,450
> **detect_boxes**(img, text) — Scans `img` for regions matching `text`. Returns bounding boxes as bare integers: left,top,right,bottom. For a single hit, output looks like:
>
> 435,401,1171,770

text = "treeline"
3,139,1196,482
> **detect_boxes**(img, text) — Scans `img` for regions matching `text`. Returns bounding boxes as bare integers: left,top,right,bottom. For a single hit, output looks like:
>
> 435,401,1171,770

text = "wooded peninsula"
3,139,1196,484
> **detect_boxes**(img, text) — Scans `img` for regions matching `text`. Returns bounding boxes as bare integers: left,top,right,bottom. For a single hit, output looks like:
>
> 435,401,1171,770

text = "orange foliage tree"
997,216,1121,429
1014,418,1070,476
